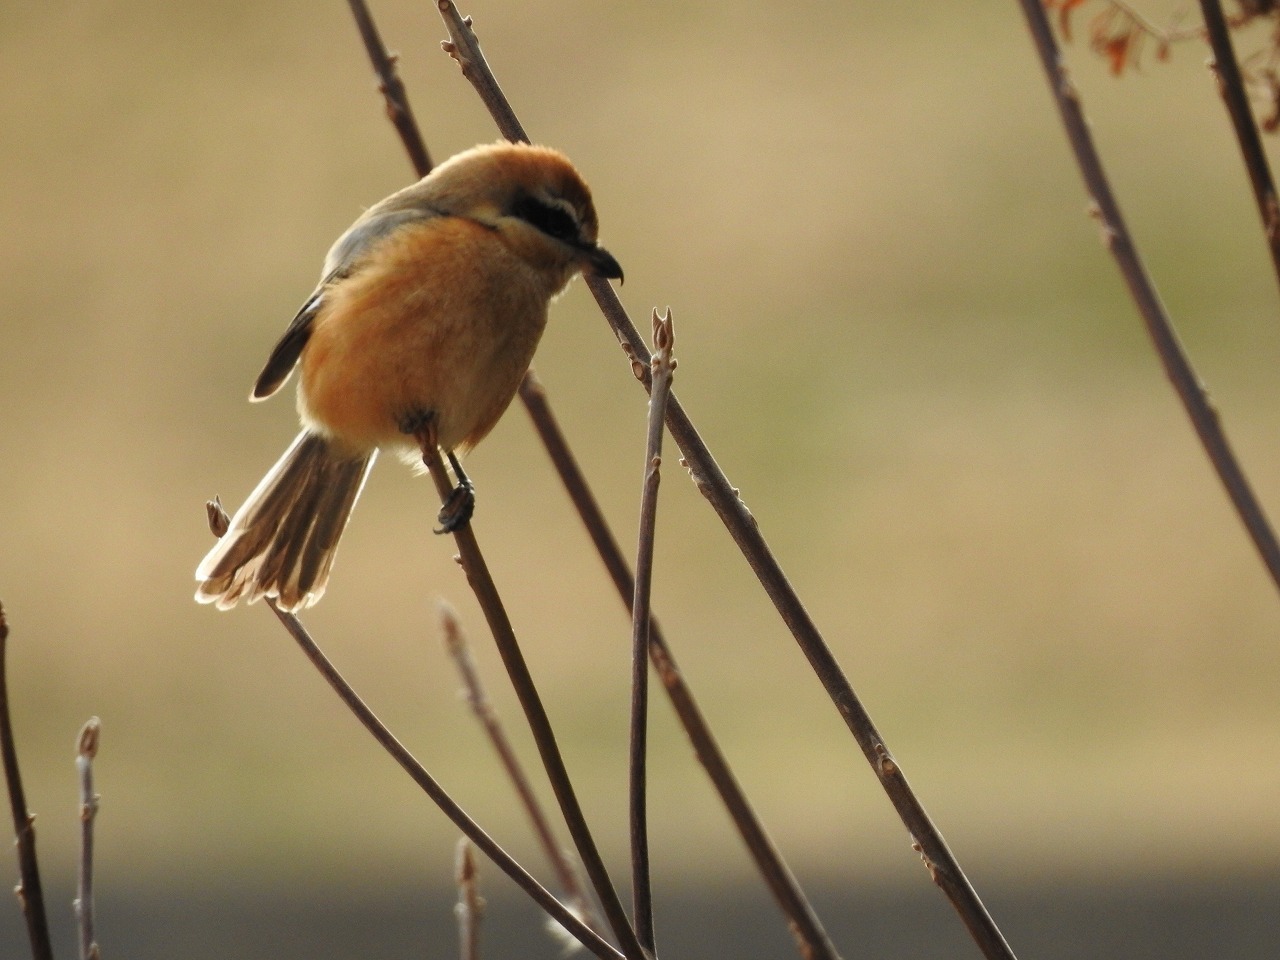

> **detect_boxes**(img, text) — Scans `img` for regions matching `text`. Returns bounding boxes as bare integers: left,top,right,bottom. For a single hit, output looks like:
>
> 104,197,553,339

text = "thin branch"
585,278,1020,960
1020,2,1280,592
439,603,599,935
0,602,54,960
519,375,841,960
205,493,618,960
345,0,433,177
627,309,675,956
1197,0,1280,294
74,718,102,960
411,429,645,960
455,838,482,960
267,597,622,960
436,3,529,145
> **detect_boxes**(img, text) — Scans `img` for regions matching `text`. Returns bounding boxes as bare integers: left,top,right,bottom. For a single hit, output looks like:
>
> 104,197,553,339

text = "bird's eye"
512,194,580,243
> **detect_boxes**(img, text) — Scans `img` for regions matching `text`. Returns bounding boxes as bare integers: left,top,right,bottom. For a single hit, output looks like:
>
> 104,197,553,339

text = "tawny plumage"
196,141,622,612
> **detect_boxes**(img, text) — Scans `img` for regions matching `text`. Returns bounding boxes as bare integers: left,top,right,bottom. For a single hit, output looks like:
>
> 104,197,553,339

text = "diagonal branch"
440,603,599,935
210,489,618,960
268,596,623,960
345,0,432,176
1020,0,1280,594
0,603,54,960
1196,0,1280,296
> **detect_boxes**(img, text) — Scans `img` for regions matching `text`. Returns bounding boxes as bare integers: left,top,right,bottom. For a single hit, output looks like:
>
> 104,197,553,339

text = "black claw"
434,479,475,534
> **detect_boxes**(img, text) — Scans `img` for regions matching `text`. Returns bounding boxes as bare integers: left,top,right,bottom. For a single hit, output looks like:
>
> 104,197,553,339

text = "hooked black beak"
585,244,624,284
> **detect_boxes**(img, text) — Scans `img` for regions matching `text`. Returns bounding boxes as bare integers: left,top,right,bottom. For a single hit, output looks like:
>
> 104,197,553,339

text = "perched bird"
195,141,622,612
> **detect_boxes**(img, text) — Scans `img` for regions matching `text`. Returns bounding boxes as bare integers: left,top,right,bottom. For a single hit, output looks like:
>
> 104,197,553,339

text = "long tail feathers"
196,432,375,612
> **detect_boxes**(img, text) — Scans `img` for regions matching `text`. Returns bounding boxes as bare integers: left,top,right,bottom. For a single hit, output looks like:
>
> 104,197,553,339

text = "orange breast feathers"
298,215,552,459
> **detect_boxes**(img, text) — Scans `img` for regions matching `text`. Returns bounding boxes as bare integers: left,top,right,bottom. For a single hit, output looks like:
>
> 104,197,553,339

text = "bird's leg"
398,409,476,534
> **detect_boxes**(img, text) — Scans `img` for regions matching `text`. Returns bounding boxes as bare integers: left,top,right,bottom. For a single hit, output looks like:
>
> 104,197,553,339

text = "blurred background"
2,1,1279,957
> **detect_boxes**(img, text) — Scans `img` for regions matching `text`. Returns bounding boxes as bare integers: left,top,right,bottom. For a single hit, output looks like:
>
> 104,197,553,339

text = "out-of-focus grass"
0,0,1277,898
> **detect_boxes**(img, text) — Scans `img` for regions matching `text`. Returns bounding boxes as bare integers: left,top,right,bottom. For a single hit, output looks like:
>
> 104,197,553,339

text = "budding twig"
627,309,675,955
74,717,102,960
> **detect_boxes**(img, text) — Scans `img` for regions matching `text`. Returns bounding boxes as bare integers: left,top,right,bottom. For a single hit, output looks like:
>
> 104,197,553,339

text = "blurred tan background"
1,0,1279,955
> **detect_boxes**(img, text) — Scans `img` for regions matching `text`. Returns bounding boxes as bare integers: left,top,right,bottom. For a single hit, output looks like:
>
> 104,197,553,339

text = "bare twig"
436,2,528,145
345,0,433,176
585,277,1018,960
627,310,675,955
74,717,102,960
0,603,54,960
439,603,599,935
1198,0,1280,293
455,838,482,960
270,599,623,960
411,427,645,960
201,503,621,960
519,374,841,960
1020,2,1280,593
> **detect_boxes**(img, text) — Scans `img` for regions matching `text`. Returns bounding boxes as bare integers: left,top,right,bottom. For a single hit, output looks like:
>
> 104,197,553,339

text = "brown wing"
251,288,325,400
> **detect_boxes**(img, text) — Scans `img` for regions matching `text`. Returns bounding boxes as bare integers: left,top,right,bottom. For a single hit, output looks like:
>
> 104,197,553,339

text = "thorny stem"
0,603,54,960
627,309,675,955
1021,2,1280,594
413,428,646,960
1197,0,1280,295
440,603,599,935
74,718,102,960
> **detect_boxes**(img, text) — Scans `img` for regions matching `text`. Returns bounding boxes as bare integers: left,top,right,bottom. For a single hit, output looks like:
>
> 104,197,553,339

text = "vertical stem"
416,434,646,960
628,310,675,955
0,604,54,960
455,838,481,960
75,718,102,960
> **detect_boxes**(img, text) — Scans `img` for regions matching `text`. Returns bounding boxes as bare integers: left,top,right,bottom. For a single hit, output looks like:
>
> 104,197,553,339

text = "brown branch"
1020,1,1280,593
519,376,841,960
345,0,433,177
1198,0,1280,293
436,3,1015,952
206,491,618,960
412,429,645,960
436,3,528,145
627,309,675,955
439,603,599,935
267,597,623,960
583,273,1018,960
0,603,54,960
